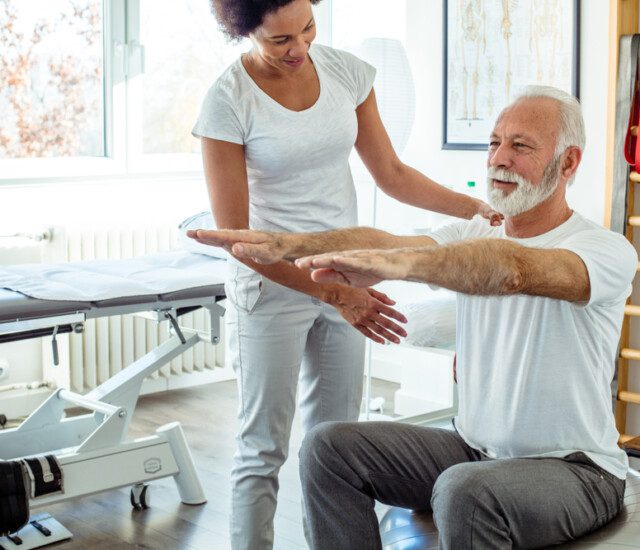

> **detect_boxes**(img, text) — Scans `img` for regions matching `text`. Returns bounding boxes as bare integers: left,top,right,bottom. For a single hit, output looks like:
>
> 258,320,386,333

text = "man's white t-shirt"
430,212,638,479
192,43,375,234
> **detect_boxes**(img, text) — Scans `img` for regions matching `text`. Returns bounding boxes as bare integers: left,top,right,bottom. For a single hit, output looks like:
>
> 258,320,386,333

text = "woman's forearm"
378,164,481,220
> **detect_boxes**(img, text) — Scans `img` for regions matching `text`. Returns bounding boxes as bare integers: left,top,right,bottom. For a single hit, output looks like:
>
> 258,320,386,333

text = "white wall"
570,0,610,223
0,176,209,235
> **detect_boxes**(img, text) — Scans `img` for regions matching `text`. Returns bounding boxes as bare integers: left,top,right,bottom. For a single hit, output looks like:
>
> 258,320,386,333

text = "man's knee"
432,463,498,522
299,421,355,480
300,422,332,470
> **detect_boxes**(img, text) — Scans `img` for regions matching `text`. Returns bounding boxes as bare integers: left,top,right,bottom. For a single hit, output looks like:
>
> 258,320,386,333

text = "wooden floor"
41,378,399,550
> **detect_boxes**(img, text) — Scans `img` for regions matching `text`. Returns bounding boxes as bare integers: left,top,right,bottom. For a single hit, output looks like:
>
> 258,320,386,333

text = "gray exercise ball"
379,469,640,549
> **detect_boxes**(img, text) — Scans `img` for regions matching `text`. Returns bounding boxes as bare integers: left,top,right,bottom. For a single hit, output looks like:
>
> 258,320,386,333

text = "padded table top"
0,288,90,321
0,250,227,303
0,251,227,326
0,283,225,324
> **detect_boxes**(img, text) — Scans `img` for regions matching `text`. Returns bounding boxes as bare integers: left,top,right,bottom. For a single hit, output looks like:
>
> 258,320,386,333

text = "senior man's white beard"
486,155,562,216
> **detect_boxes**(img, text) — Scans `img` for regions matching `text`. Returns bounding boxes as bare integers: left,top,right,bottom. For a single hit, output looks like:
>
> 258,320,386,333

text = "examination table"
0,250,226,548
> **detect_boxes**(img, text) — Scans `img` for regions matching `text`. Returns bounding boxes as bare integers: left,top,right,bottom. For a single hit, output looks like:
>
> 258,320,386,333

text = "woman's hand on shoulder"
477,201,503,226
323,285,407,345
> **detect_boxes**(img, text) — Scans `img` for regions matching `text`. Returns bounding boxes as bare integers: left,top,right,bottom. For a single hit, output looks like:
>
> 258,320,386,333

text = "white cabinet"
394,344,455,417
366,280,457,420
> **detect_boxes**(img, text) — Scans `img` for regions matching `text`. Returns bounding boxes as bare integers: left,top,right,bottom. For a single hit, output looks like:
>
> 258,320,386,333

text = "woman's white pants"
225,264,365,550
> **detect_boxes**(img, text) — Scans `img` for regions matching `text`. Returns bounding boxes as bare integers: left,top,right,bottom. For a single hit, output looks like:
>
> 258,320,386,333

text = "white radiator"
0,236,46,264
38,226,230,395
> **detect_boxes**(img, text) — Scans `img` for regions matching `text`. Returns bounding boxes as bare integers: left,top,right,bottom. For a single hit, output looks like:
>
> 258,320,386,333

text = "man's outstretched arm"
187,226,436,264
296,238,591,303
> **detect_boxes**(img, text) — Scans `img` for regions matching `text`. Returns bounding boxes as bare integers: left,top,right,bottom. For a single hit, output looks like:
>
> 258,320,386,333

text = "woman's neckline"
237,45,322,114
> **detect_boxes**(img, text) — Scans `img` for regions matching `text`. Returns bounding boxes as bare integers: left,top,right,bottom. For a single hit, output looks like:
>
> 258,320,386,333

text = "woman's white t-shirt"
192,43,376,234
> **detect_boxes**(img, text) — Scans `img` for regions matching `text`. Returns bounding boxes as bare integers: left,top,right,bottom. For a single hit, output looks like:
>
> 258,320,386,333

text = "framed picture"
443,0,580,150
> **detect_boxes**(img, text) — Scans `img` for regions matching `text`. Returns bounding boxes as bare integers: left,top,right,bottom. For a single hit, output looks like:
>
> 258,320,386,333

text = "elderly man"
188,86,637,549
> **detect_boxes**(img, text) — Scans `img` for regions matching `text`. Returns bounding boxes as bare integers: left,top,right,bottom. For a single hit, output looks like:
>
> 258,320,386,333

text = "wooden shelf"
620,347,640,360
623,435,640,451
600,0,639,449
624,304,640,316
618,390,640,405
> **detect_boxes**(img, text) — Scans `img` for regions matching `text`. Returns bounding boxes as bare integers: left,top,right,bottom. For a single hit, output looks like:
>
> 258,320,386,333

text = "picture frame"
442,0,580,150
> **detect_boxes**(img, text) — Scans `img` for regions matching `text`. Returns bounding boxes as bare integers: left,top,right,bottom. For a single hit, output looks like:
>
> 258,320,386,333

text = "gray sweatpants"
299,421,625,549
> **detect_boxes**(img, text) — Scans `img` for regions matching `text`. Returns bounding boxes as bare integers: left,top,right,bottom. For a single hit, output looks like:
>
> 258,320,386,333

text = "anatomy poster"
444,0,578,149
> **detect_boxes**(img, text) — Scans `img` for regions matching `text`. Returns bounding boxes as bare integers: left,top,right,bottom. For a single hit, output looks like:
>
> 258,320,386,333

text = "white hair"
511,85,585,157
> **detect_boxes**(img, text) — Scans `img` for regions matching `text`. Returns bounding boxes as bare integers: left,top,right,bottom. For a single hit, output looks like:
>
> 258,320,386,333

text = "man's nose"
489,144,512,169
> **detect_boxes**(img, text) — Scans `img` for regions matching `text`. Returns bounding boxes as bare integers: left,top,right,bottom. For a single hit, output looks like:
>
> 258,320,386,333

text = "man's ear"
561,146,582,181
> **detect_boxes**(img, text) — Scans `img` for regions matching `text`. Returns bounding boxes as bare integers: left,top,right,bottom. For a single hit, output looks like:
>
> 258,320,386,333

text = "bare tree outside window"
0,0,104,159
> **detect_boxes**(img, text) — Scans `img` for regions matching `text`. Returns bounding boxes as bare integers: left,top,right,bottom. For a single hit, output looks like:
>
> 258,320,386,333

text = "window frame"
124,0,202,174
0,0,126,184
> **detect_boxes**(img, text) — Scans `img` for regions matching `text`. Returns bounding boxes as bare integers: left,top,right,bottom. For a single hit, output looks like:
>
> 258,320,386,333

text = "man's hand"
324,286,408,344
296,249,412,288
186,229,288,264
477,201,504,227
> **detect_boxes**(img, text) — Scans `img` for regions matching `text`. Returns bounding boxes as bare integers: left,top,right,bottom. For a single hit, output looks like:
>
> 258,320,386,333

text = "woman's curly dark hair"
211,0,322,40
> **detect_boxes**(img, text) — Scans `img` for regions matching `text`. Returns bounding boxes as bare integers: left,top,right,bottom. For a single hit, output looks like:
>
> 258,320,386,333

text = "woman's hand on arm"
354,89,502,226
476,202,504,227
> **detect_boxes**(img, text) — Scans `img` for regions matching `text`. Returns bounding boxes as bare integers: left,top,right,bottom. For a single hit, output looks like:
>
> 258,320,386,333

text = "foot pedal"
0,514,71,549
28,522,50,538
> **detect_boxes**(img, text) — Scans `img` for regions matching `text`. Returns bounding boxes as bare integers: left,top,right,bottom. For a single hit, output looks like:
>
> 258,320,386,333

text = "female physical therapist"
192,1,500,548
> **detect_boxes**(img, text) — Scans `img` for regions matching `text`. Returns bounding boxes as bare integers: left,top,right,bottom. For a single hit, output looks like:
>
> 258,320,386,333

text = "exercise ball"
379,508,438,550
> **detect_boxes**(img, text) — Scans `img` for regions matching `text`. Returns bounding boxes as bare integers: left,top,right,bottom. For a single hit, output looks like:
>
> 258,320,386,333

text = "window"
0,0,105,160
0,0,248,181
